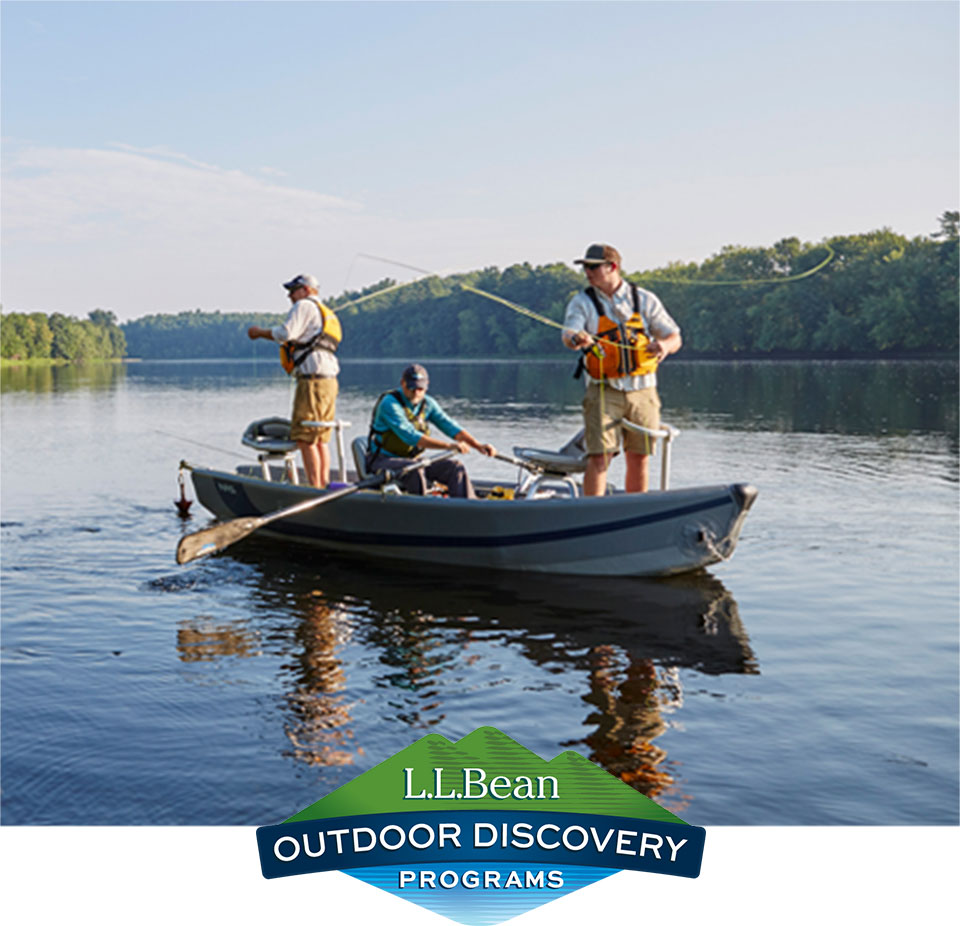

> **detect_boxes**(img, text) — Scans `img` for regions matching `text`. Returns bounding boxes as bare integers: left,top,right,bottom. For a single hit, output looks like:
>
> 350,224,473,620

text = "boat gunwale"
190,462,743,511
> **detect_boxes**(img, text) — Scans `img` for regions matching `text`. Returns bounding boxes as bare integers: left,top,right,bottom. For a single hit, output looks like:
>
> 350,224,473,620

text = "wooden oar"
176,452,454,565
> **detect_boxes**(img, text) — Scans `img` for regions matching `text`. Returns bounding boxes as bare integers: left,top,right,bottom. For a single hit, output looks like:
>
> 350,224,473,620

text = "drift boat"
178,417,756,577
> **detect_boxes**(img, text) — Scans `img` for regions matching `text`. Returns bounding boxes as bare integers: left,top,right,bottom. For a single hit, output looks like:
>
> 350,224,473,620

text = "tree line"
4,215,957,363
1,309,126,362
326,214,958,359
117,308,282,362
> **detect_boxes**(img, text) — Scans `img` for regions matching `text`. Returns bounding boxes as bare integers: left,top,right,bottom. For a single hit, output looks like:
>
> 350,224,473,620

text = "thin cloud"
0,143,498,316
3,143,362,244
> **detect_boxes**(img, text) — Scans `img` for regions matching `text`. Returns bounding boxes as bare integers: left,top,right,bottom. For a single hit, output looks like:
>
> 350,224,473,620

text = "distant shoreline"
122,350,960,363
3,352,956,369
0,357,126,369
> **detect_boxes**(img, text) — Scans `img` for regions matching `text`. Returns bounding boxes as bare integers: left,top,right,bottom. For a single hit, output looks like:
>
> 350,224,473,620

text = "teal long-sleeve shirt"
369,391,462,457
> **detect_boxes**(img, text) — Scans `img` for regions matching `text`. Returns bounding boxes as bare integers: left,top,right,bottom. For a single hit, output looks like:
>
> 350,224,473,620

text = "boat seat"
241,417,300,483
513,429,588,476
352,436,370,480
241,416,297,454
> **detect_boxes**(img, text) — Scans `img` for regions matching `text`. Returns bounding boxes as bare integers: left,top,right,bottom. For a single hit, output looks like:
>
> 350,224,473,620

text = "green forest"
0,309,126,363
3,216,957,363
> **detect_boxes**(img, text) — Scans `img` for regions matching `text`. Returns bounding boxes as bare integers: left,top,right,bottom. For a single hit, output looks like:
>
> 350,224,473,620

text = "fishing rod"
355,257,651,361
357,253,437,277
358,254,565,330
324,253,452,316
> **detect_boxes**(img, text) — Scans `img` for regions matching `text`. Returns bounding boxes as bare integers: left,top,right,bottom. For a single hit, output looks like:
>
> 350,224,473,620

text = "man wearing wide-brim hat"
562,244,682,495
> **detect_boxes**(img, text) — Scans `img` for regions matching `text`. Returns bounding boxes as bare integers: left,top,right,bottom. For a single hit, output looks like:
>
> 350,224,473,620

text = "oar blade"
176,516,263,565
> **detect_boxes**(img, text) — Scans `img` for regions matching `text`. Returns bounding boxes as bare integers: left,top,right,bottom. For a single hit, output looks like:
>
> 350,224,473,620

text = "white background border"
2,827,956,924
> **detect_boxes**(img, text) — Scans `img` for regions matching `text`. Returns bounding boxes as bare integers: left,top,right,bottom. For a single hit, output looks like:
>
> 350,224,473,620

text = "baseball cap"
282,274,319,291
573,244,622,267
401,363,429,388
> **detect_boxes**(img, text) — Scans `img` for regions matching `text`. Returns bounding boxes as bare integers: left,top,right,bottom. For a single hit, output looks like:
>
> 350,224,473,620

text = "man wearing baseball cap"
365,364,496,498
247,274,342,488
562,244,682,495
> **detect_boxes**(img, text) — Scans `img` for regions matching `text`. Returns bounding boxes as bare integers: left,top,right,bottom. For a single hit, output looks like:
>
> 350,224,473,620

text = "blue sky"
2,0,957,320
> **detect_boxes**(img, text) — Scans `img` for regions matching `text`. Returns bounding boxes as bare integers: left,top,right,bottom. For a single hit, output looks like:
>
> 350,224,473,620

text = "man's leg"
622,388,660,494
318,441,331,487
368,455,428,494
624,452,650,493
298,440,323,488
581,383,622,497
427,458,475,498
584,454,610,497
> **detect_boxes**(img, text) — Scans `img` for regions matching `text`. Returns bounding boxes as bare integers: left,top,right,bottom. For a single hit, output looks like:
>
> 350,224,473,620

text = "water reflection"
0,360,127,393
339,358,958,438
578,654,683,806
280,594,360,768
177,545,756,806
666,359,958,437
176,616,260,662
8,357,953,439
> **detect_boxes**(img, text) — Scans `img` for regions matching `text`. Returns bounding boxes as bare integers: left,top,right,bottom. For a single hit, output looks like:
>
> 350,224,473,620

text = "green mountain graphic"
286,727,685,824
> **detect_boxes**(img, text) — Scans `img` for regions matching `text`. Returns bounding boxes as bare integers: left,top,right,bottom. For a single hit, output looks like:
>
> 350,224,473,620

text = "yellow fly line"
634,242,835,287
351,243,835,347
330,275,433,313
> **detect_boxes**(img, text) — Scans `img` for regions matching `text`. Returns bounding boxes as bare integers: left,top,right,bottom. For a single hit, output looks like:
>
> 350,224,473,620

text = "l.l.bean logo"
257,728,705,925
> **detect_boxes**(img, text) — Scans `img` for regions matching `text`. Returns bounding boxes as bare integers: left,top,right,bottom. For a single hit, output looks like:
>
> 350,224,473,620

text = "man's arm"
247,325,275,341
562,293,594,349
248,300,310,343
646,330,682,361
425,399,496,456
641,290,682,361
452,429,496,456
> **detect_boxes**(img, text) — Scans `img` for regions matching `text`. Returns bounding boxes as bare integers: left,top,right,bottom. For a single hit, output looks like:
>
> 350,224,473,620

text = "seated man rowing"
366,364,496,499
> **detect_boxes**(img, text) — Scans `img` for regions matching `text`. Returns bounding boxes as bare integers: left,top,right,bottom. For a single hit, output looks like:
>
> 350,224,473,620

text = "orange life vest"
279,298,342,374
580,284,659,380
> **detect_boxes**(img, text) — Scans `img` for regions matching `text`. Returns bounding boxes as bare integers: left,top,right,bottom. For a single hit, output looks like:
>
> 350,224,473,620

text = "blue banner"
257,810,704,880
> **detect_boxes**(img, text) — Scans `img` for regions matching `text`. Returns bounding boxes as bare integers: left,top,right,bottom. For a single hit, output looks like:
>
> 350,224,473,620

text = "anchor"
174,468,193,518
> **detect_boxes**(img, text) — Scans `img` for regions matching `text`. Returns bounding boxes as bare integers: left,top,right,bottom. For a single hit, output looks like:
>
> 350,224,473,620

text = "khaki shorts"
290,376,338,444
582,383,661,456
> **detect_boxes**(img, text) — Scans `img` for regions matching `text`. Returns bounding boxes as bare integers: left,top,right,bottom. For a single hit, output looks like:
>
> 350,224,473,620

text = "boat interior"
238,415,682,500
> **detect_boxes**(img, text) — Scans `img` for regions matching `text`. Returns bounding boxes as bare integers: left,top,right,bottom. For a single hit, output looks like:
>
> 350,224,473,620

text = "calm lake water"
1,358,957,825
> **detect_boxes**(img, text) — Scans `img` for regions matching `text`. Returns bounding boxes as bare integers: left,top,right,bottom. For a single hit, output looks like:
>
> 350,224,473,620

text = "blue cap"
402,364,429,388
283,274,319,291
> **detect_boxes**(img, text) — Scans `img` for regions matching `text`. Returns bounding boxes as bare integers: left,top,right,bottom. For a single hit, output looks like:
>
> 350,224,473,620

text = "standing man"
248,273,341,488
562,244,682,496
366,364,496,499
